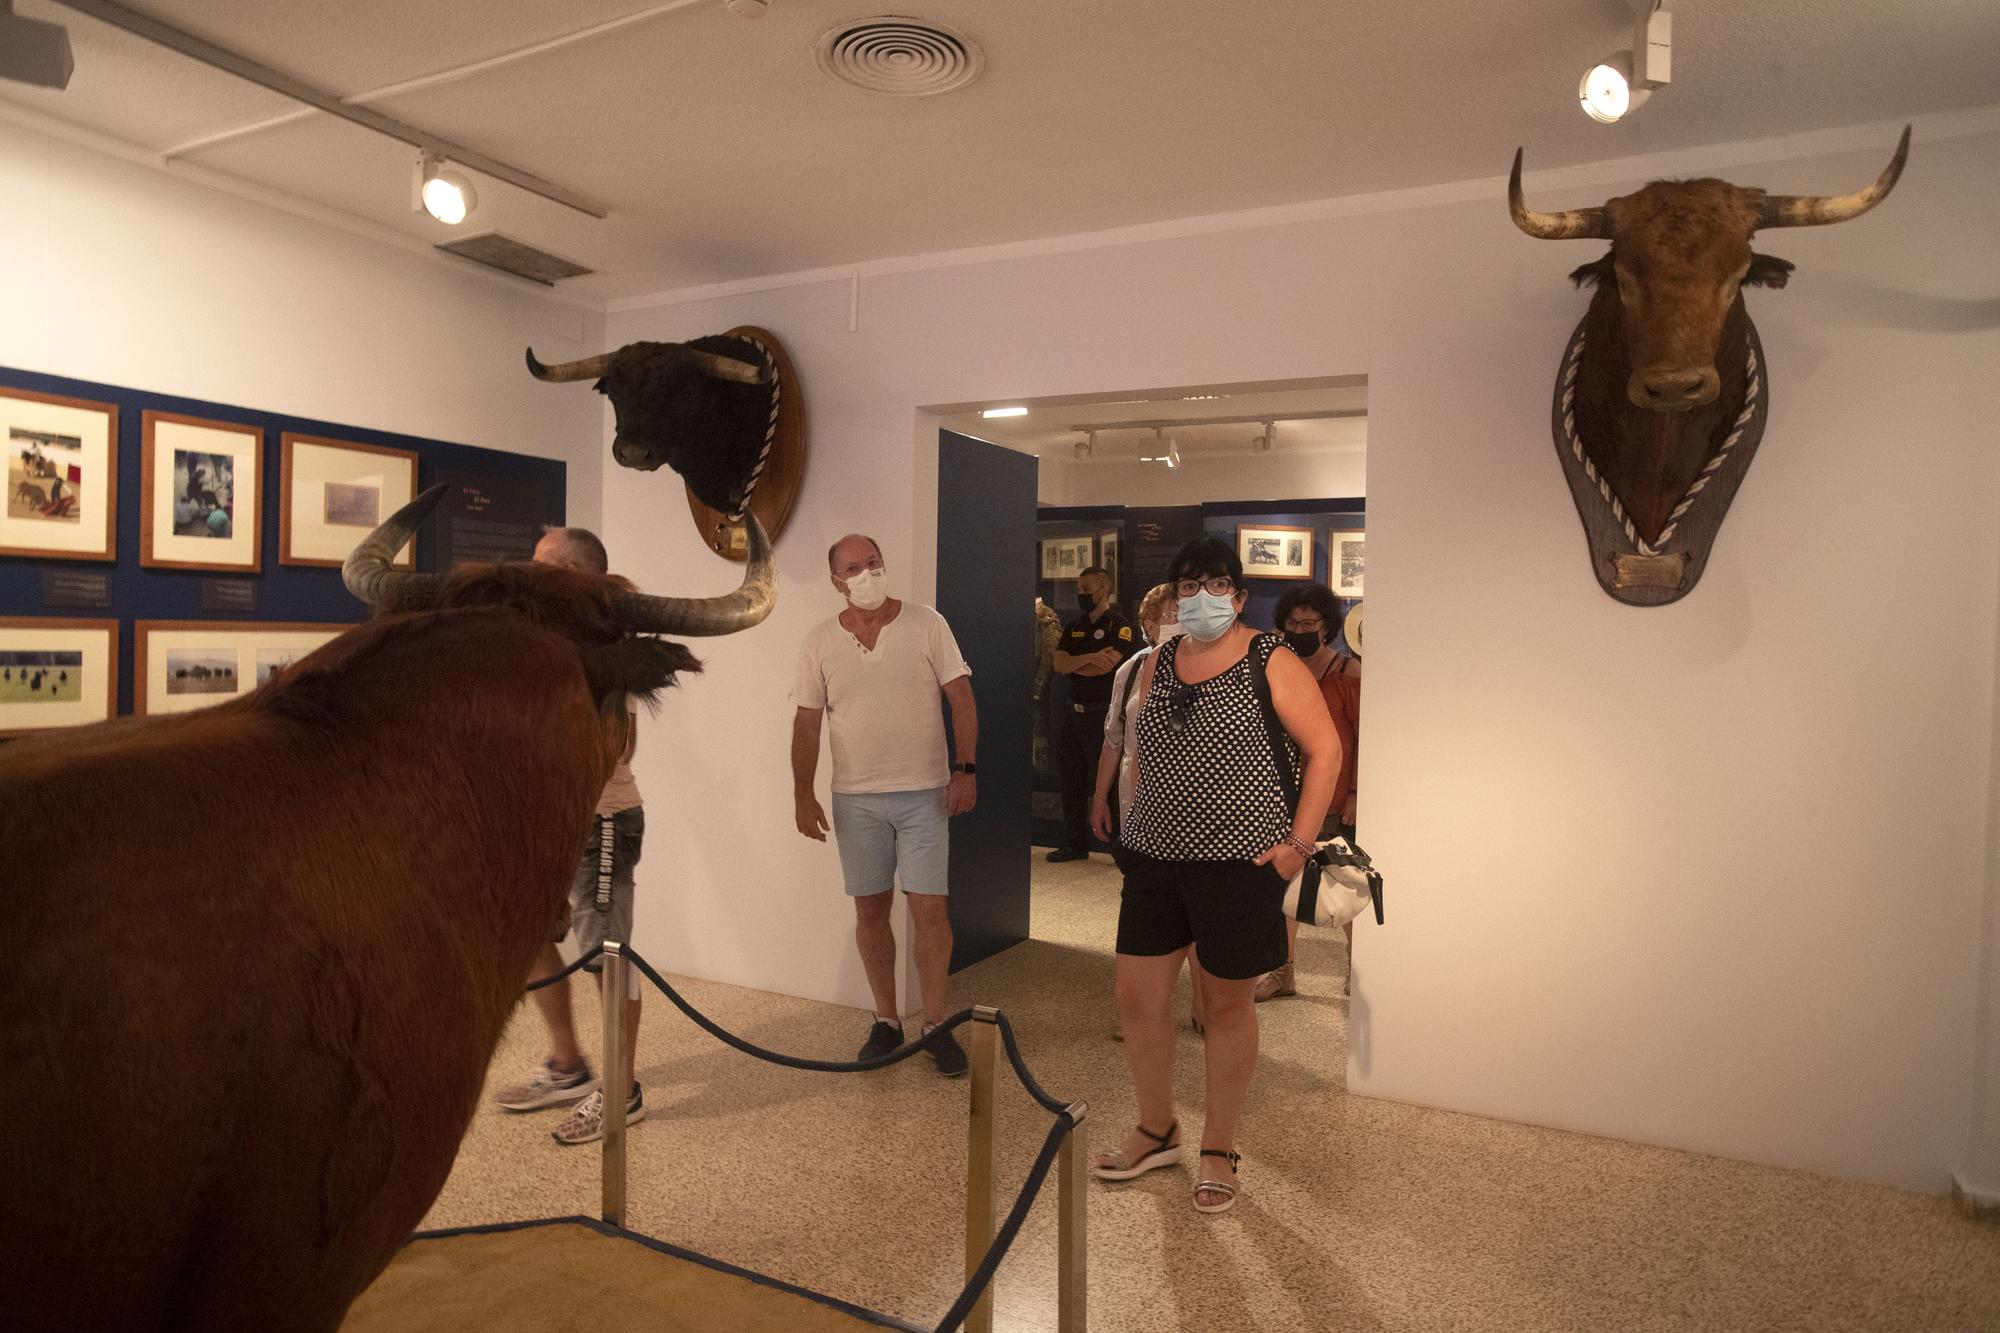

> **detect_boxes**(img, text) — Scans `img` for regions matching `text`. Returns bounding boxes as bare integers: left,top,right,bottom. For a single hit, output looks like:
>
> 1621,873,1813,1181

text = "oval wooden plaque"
685,326,806,561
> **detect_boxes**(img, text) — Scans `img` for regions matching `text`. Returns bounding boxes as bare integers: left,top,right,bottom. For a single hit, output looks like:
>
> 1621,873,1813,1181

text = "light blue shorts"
830,787,950,897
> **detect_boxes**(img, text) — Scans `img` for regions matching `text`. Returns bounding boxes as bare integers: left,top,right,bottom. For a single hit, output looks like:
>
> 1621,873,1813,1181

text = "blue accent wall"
0,364,566,716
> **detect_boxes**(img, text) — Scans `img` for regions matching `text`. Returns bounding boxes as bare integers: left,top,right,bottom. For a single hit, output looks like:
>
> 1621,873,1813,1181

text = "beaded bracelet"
1282,832,1317,859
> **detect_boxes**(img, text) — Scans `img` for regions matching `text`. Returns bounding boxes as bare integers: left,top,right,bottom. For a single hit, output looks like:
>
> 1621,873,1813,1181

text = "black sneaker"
857,1020,904,1062
1045,848,1088,863
923,1023,969,1078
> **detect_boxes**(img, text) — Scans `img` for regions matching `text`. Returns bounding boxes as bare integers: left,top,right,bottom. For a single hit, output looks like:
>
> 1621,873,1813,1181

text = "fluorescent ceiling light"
981,406,1028,418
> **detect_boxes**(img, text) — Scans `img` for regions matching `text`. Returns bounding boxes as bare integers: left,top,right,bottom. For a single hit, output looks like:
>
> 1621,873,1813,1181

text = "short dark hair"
1168,537,1242,587
538,525,609,574
1078,565,1109,583
827,533,883,573
1274,583,1342,632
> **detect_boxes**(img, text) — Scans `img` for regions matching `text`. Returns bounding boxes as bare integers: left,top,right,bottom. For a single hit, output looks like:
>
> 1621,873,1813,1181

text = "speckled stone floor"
406,855,2000,1333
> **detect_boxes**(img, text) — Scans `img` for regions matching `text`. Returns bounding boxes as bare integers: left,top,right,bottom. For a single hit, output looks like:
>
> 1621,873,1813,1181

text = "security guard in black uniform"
1048,565,1138,862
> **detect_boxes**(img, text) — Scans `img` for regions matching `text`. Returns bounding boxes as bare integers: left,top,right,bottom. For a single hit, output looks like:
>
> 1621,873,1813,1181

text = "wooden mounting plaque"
684,326,806,562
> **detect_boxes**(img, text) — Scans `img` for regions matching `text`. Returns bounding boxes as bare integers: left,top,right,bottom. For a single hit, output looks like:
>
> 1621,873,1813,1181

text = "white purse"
1283,836,1384,929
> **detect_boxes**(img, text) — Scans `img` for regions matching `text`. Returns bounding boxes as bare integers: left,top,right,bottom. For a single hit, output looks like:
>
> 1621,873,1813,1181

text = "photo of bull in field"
0,337,782,1331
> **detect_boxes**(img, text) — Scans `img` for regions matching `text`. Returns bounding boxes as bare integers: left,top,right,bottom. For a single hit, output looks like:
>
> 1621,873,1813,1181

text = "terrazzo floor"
408,855,2000,1333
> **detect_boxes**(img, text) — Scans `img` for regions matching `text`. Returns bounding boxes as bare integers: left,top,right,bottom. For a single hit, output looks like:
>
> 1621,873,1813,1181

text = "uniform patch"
1118,625,1133,641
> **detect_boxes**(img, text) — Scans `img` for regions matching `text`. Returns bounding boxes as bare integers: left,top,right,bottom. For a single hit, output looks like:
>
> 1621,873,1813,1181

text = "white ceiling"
6,1,1996,302
935,378,1367,463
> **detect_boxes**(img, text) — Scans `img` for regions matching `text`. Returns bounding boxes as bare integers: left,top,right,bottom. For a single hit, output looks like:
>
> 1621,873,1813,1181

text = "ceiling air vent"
815,16,984,97
435,232,593,287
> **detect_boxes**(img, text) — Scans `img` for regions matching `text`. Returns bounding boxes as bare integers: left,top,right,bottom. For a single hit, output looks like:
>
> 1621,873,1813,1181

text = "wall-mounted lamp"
1581,1,1671,124
415,150,479,224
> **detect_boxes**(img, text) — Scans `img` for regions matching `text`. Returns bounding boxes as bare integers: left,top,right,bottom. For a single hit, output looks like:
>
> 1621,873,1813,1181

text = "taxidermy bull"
0,487,774,1330
1512,127,1908,604
527,335,774,519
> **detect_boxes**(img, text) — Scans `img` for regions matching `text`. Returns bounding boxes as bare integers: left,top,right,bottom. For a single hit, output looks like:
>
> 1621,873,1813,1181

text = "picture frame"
1,385,118,563
0,617,119,736
141,412,262,572
1331,529,1365,597
1235,524,1314,581
134,620,348,716
280,433,417,569
1098,529,1120,590
1039,534,1095,580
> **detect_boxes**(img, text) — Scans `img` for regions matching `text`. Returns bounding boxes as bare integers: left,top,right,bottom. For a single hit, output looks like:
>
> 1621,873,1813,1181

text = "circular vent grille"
815,16,984,97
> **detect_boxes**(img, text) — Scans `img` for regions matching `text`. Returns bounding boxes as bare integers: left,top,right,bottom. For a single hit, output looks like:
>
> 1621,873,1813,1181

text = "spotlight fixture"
1580,1,1671,124
981,406,1028,418
415,151,478,225
1251,421,1275,452
1139,427,1169,465
1073,430,1095,460
0,0,73,90
1166,435,1181,469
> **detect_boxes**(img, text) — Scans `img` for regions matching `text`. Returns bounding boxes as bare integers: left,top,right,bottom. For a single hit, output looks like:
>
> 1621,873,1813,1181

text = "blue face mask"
1177,591,1238,641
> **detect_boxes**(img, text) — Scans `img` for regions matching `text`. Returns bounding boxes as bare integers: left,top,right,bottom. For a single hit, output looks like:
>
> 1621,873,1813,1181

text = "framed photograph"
1235,524,1314,581
1,385,118,562
134,620,347,716
280,434,417,568
1331,529,1365,597
0,617,119,736
1098,529,1120,589
1039,534,1095,581
141,412,262,572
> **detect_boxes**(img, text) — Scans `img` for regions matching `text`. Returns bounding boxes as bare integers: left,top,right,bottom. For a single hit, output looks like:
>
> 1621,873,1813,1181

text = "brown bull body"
0,553,710,1329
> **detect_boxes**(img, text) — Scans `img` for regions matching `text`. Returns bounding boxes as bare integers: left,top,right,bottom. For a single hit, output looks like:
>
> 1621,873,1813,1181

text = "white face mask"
1152,622,1185,644
840,566,888,610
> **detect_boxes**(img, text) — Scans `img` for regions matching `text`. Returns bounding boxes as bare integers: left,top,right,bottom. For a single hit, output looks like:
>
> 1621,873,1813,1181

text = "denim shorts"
830,787,950,896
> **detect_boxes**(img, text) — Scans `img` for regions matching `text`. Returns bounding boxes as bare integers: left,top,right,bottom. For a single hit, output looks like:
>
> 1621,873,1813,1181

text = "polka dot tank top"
1119,633,1297,862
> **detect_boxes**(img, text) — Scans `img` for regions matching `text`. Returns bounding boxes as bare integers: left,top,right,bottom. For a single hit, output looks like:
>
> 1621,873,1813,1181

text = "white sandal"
1193,1148,1241,1213
1090,1121,1181,1181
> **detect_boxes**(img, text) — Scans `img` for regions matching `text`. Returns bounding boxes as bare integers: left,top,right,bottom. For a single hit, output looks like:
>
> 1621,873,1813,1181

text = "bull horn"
674,347,770,385
1755,125,1910,230
525,348,617,382
342,484,450,613
1508,149,1611,240
614,513,776,637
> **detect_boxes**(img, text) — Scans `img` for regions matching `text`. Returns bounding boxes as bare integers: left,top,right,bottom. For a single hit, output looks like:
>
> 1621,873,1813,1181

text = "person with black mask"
1259,583,1360,1002
1048,565,1137,863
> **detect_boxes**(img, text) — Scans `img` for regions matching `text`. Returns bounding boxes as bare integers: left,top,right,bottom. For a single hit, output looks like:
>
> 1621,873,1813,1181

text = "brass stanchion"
600,941,629,1227
963,1006,1000,1333
1057,1100,1088,1333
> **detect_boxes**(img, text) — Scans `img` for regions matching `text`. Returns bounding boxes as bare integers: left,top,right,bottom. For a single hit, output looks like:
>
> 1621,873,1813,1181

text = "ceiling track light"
1073,430,1096,460
414,150,478,225
1581,1,1671,124
0,0,74,89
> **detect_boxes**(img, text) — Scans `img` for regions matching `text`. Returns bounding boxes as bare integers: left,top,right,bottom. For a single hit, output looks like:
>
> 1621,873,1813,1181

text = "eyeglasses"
1282,618,1325,634
1174,577,1236,598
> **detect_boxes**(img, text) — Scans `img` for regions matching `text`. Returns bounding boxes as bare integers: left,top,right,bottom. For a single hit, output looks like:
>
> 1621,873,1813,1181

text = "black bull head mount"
1512,127,1910,606
527,328,807,561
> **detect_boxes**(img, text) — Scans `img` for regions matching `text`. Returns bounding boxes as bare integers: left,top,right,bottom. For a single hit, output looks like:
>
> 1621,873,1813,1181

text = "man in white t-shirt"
792,533,978,1076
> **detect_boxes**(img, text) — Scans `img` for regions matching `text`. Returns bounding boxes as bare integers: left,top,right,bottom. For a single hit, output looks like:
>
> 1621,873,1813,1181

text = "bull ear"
1744,253,1794,288
1569,255,1614,289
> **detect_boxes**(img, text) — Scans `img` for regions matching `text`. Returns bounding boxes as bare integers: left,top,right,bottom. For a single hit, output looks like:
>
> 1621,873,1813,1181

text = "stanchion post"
1057,1100,1088,1333
964,1006,1000,1333
600,941,629,1227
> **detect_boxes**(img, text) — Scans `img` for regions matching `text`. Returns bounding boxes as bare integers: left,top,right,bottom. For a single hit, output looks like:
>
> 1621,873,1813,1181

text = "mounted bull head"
526,337,773,518
1511,128,1909,602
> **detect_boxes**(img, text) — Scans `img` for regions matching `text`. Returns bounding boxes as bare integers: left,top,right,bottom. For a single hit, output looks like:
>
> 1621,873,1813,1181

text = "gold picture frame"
0,616,120,736
1,385,118,563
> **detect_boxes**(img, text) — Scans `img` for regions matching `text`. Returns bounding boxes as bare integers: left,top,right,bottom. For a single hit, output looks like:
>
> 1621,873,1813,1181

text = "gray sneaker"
494,1057,597,1112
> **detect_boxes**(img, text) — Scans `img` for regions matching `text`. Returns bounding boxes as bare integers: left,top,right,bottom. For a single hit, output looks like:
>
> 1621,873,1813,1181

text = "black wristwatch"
953,762,977,775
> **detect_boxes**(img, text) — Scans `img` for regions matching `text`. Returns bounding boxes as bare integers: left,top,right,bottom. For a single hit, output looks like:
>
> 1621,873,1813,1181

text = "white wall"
1055,448,1365,508
0,119,607,530
606,111,2000,1193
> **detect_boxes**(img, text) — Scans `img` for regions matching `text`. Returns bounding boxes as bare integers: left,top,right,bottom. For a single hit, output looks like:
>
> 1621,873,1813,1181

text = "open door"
936,429,1035,969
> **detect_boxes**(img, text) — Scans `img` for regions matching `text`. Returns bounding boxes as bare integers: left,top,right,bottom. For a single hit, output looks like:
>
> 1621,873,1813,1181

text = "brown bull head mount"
526,326,808,562
344,483,777,637
1512,127,1909,605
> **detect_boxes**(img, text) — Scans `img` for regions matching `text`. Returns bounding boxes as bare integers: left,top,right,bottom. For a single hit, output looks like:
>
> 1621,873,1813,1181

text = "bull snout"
1629,366,1720,411
612,439,663,471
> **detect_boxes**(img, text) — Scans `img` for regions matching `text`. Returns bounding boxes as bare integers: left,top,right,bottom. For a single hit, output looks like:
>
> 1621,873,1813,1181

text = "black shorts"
1115,850,1289,981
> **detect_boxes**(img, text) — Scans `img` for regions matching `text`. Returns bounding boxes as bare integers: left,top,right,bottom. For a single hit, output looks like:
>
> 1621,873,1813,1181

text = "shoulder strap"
1117,649,1144,719
1247,633,1300,815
